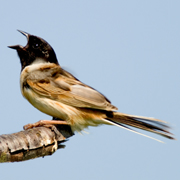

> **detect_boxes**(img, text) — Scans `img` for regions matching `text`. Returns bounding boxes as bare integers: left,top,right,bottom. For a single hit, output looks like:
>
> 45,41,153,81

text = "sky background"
0,1,180,179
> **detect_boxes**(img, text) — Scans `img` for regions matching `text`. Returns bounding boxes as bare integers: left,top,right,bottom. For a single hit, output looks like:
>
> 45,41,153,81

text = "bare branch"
0,125,74,163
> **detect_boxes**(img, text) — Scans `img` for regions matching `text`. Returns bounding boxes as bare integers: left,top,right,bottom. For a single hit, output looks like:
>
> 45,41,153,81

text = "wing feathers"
25,65,117,111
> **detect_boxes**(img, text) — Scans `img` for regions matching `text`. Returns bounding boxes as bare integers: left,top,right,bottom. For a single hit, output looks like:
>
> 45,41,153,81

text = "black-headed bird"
9,30,174,142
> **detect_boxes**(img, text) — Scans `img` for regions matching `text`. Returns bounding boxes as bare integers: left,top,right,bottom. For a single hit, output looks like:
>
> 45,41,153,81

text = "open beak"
8,45,21,49
8,30,30,50
17,30,29,38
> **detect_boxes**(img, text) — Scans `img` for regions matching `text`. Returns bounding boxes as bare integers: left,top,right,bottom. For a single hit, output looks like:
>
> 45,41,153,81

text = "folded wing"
26,67,118,111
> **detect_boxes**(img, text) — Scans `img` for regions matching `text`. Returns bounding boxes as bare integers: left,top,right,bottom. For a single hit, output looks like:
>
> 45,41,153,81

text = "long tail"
104,112,174,142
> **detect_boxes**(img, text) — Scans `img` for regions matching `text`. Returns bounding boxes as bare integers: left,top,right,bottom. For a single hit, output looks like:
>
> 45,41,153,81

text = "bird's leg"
23,120,68,130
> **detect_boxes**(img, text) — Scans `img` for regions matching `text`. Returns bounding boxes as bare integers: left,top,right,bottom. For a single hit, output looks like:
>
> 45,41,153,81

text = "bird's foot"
23,120,68,130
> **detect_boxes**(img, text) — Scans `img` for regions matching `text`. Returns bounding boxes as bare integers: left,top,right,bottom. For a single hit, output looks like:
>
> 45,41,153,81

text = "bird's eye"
34,43,39,48
32,42,39,49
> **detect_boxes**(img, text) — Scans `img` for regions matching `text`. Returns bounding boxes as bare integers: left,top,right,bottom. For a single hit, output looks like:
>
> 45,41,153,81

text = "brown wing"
26,66,118,111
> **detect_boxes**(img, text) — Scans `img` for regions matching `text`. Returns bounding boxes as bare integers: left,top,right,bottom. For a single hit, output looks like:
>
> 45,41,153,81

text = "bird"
9,30,174,142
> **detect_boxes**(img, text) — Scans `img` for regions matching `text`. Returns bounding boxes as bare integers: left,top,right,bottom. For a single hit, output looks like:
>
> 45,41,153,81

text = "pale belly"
22,87,108,132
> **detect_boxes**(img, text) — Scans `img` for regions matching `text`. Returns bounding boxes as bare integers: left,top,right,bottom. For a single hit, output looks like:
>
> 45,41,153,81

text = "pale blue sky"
0,1,179,179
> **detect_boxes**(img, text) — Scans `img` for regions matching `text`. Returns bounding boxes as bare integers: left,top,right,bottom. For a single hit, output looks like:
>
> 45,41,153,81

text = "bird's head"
9,30,59,70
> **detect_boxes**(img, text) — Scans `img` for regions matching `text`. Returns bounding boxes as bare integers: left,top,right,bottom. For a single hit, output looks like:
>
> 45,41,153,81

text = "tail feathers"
105,112,174,142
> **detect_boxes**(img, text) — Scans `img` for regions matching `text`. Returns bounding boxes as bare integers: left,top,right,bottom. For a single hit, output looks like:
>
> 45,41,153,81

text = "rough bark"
0,125,74,163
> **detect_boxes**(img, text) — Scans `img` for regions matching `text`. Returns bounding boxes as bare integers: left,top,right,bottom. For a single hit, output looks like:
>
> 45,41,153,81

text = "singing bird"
9,30,174,142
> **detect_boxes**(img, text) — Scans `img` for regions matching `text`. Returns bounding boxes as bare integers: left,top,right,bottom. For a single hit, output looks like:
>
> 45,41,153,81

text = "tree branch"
0,125,74,163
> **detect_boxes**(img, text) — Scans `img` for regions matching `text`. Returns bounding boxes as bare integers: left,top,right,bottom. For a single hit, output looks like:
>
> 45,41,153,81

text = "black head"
8,30,59,70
